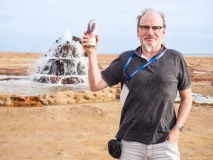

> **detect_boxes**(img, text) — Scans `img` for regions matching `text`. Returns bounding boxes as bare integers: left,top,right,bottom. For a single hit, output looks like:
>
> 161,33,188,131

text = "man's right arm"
82,33,108,91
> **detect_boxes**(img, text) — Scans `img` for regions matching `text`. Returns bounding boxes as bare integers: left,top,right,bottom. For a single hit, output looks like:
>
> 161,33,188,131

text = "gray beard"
142,40,158,53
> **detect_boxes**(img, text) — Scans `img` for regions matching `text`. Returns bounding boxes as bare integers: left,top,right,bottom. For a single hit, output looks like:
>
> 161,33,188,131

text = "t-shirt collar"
135,45,166,60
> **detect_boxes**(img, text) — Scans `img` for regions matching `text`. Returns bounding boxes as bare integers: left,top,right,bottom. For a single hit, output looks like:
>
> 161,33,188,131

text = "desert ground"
0,52,213,160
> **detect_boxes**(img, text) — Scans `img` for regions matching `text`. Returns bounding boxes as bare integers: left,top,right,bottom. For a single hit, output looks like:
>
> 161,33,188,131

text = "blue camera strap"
123,49,167,83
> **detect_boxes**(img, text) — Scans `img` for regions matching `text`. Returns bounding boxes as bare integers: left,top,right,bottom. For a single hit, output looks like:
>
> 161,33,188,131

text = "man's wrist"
176,123,184,132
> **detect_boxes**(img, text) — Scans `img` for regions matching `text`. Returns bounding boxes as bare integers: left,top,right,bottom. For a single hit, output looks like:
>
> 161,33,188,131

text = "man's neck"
141,46,162,60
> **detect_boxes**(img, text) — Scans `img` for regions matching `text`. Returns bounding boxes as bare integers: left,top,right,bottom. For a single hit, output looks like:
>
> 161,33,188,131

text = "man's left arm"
167,87,192,142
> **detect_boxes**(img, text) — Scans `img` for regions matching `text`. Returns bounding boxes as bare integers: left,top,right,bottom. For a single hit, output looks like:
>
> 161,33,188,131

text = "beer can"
87,19,97,47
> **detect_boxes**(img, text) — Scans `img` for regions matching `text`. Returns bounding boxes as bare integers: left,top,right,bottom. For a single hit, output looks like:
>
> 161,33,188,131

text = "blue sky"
0,0,213,55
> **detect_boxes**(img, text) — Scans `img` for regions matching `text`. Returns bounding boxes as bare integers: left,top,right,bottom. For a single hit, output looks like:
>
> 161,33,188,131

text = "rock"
84,94,96,101
10,96,26,101
10,95,42,107
0,87,121,107
0,94,12,106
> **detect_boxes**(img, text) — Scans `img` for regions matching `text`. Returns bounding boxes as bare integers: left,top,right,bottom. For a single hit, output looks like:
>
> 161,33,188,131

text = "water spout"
32,30,88,85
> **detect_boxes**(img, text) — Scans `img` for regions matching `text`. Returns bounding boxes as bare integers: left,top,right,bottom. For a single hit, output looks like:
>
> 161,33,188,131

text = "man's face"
137,12,166,52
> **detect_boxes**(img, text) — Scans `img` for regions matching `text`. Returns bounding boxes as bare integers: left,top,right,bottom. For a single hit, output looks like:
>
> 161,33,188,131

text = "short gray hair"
136,8,166,28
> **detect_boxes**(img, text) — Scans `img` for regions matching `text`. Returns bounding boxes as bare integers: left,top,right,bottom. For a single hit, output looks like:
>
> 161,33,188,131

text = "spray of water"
32,30,88,85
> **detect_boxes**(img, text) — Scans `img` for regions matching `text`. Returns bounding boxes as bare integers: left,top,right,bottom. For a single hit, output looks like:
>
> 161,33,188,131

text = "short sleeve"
178,56,191,90
101,55,125,87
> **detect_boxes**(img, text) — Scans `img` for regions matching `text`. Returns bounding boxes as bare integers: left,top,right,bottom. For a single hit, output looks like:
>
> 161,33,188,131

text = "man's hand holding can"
82,19,99,56
82,31,99,55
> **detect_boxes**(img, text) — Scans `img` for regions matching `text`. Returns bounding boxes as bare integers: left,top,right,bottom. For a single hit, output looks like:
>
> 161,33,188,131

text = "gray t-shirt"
101,46,191,144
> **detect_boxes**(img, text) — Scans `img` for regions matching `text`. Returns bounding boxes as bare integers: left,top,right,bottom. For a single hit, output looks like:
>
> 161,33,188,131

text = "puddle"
176,92,213,104
0,75,212,104
0,75,89,96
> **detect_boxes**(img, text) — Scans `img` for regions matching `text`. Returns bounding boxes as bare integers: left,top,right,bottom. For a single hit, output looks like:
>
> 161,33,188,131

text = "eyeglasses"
139,25,163,33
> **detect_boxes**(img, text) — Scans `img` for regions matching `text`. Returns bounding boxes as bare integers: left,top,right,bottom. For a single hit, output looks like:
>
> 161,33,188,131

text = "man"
82,8,192,160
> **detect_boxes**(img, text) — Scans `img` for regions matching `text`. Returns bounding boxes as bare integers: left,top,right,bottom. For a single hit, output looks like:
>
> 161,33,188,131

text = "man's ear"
137,27,140,37
162,28,166,36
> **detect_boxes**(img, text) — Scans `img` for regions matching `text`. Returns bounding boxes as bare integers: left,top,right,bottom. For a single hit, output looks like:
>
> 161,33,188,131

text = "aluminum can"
87,19,97,47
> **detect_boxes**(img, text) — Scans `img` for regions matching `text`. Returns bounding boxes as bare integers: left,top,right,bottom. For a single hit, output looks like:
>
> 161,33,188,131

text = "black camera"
108,139,121,159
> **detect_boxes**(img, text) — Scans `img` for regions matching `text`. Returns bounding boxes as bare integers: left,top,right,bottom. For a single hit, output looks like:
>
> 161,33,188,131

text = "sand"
0,52,213,160
0,102,212,160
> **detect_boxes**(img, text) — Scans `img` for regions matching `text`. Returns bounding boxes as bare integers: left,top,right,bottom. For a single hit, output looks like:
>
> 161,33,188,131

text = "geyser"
33,30,88,84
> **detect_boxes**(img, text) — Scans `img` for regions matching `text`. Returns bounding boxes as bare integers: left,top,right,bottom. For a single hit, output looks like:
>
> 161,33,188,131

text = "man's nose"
146,28,154,35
